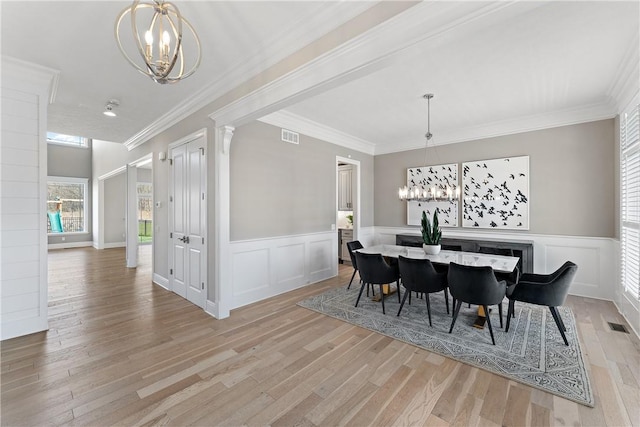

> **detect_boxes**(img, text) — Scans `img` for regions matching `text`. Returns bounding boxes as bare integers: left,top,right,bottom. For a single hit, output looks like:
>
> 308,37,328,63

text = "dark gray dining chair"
346,240,363,290
354,252,400,315
397,256,449,325
447,262,507,345
505,261,577,345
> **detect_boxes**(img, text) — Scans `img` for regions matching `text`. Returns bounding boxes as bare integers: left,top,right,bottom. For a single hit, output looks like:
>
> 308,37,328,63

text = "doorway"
168,131,207,308
336,156,360,266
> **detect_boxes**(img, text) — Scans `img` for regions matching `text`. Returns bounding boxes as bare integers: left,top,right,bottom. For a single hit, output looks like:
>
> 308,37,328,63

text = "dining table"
356,244,520,328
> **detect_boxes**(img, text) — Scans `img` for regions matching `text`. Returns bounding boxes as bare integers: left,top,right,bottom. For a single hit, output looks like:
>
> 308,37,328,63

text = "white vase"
423,244,441,255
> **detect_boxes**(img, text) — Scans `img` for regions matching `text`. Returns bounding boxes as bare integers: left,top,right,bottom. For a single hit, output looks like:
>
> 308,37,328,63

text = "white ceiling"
1,1,638,154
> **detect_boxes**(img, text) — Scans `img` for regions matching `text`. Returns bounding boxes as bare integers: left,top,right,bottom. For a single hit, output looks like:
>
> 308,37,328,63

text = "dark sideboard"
395,234,534,274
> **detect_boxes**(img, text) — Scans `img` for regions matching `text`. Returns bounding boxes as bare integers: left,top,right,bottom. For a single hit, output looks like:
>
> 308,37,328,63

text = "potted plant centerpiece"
421,210,442,255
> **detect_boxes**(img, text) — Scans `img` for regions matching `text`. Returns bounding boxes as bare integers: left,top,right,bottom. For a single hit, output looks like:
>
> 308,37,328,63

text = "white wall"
1,57,58,340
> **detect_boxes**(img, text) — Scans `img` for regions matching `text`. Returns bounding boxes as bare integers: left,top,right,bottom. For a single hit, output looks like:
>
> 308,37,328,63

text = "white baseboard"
48,241,93,250
103,242,126,249
152,273,169,290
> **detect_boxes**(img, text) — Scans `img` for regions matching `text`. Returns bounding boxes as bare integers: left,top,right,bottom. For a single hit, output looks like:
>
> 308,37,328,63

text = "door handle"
178,236,190,244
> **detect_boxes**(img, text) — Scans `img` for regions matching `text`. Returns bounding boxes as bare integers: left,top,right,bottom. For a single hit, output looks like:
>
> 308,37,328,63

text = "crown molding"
121,2,376,151
607,36,640,114
258,111,376,155
374,101,618,155
1,56,60,104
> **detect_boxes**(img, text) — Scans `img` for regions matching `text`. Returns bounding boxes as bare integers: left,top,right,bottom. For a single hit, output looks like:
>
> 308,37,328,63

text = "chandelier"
115,0,201,84
398,94,460,202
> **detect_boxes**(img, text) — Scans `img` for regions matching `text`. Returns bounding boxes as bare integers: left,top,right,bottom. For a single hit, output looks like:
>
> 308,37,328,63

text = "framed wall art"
462,156,529,229
406,163,459,227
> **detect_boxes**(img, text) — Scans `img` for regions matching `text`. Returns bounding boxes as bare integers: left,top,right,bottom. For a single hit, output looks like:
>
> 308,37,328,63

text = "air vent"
281,129,299,145
607,322,629,333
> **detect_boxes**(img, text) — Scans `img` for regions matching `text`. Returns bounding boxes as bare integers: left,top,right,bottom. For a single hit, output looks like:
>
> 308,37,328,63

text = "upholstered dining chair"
346,240,363,290
397,256,449,325
505,261,578,346
354,252,400,315
447,262,507,345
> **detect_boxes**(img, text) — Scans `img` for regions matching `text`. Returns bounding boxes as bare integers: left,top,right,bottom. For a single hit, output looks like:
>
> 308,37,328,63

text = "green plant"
346,214,353,225
421,210,441,245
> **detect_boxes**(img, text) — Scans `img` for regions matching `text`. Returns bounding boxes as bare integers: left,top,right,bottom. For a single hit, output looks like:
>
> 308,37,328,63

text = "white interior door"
169,135,206,308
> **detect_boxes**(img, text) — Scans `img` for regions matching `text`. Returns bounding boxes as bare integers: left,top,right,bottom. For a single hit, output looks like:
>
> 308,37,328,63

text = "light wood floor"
1,247,638,426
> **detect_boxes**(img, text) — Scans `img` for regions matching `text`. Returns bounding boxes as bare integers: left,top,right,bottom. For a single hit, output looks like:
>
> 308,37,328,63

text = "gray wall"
375,119,616,238
230,120,374,241
47,141,92,244
103,172,126,244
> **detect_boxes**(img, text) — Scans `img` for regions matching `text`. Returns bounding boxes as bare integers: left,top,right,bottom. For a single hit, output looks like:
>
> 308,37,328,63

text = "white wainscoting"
229,231,337,309
374,227,618,302
48,241,94,250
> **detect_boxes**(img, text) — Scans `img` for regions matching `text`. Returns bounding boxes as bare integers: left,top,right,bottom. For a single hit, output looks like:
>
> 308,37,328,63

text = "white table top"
356,244,519,273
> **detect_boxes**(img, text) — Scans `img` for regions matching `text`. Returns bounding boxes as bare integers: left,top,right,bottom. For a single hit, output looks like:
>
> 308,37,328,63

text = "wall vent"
607,322,629,333
281,128,299,145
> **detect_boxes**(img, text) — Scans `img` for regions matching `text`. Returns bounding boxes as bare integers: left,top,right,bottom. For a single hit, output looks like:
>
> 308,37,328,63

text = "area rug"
298,286,594,407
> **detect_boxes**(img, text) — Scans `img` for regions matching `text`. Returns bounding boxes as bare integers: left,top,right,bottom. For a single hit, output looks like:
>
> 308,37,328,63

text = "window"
47,132,88,148
621,99,639,304
47,177,88,234
137,183,153,243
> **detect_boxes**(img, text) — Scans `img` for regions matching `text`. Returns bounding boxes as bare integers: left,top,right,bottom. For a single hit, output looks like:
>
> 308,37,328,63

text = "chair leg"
397,281,401,303
449,300,463,333
355,281,367,307
444,288,450,314
484,305,496,345
425,294,432,327
397,288,410,317
380,284,386,315
347,269,357,289
498,303,503,328
549,307,569,346
506,300,515,332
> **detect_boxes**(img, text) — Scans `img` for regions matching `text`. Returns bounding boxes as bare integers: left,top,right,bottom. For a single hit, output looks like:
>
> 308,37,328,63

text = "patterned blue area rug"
298,286,594,407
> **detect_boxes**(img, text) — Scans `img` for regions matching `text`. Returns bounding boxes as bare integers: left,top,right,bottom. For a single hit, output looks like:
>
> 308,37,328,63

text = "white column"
126,164,138,268
212,125,234,318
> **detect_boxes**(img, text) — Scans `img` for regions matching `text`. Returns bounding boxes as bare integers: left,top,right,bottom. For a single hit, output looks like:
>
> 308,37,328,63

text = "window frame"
47,176,90,235
620,94,640,308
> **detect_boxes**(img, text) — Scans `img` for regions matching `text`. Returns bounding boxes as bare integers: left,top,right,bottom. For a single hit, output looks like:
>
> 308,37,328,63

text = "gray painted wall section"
47,141,92,244
230,120,374,241
375,119,616,238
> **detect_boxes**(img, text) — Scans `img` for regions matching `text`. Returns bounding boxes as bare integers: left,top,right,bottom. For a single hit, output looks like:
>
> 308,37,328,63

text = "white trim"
260,111,376,155
103,242,126,249
122,2,375,151
98,166,126,181
48,241,93,250
153,273,169,291
1,56,59,104
607,37,640,114
213,125,232,319
374,103,617,154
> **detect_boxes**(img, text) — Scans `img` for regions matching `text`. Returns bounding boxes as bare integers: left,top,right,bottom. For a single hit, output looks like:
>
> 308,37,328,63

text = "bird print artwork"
406,163,459,226
461,156,529,229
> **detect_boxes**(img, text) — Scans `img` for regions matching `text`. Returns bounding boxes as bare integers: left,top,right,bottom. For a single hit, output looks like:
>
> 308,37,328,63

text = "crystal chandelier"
398,94,460,202
115,0,201,84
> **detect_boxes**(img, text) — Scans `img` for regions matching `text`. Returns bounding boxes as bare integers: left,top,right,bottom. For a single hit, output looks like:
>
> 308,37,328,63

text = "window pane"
47,132,87,147
47,182,85,233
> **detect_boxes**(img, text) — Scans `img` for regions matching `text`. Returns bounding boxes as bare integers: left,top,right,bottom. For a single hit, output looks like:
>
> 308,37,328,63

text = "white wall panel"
1,57,58,340
374,227,617,301
230,231,338,309
232,248,270,296
275,243,305,288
